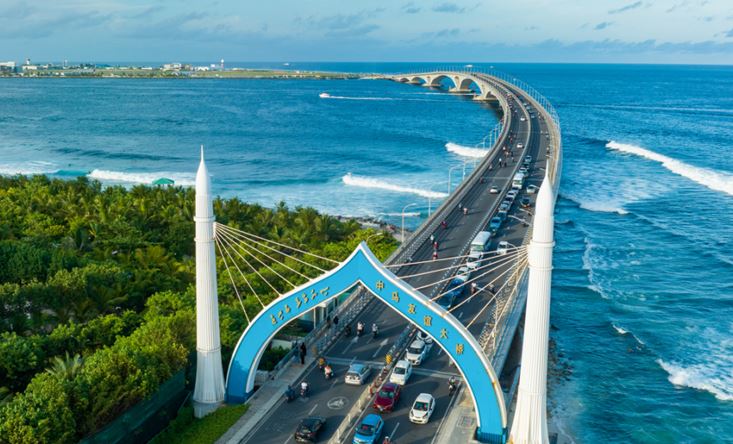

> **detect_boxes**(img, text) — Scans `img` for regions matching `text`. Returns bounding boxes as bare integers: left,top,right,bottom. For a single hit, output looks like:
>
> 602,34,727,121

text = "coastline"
0,69,362,80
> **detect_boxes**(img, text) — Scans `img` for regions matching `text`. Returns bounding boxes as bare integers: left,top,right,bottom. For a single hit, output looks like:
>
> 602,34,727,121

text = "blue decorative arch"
225,242,507,443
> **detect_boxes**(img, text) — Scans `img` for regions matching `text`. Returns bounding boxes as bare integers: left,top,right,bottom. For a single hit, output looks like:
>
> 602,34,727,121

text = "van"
470,231,492,255
512,172,525,190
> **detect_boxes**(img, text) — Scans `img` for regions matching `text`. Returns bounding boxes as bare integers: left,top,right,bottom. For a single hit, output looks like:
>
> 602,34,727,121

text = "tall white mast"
509,175,555,444
193,146,225,417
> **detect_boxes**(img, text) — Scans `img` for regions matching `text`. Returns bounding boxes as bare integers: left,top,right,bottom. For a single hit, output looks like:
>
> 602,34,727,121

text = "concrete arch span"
225,242,507,442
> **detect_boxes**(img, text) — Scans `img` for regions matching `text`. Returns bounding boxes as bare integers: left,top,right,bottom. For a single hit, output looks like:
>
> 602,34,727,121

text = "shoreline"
0,69,363,80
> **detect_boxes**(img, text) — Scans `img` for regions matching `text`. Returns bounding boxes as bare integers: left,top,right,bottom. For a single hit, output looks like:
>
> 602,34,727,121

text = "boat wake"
657,359,733,401
606,141,733,196
88,169,196,186
342,173,448,199
445,142,489,159
320,93,396,101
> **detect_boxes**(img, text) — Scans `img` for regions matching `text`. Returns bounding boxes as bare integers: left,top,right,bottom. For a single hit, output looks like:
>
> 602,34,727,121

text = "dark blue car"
353,414,384,444
438,278,465,309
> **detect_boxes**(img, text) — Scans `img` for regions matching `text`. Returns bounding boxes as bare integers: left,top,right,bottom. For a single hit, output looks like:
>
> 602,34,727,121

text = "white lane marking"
457,311,464,319
389,422,401,439
282,436,292,444
308,403,318,415
342,336,358,354
371,338,390,358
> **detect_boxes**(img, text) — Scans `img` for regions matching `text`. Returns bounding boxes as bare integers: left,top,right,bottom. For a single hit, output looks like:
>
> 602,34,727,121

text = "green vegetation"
0,174,397,443
150,404,249,444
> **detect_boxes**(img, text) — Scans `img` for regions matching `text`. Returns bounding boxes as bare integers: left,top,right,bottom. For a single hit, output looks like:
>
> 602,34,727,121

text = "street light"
448,164,462,194
365,231,384,244
401,203,417,243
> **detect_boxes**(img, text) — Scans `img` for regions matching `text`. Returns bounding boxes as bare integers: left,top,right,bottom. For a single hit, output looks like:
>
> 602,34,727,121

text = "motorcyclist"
324,364,333,379
300,381,309,396
371,323,379,338
356,321,365,337
463,206,468,215
449,376,458,394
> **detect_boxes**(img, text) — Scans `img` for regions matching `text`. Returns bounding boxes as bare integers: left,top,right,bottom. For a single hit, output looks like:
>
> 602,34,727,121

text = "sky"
1,0,733,64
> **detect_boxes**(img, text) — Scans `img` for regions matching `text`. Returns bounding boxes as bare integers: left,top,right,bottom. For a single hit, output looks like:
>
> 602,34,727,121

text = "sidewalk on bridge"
432,389,481,444
215,354,315,444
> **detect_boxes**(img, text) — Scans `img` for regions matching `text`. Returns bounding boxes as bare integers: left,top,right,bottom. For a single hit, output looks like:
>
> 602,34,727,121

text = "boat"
319,92,330,98
464,64,474,68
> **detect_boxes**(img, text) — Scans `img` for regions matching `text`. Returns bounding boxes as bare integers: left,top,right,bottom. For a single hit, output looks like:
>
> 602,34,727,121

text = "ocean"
1,63,732,442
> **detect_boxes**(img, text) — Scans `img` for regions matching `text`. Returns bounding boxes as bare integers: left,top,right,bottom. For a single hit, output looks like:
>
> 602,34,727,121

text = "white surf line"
308,403,319,415
389,422,401,440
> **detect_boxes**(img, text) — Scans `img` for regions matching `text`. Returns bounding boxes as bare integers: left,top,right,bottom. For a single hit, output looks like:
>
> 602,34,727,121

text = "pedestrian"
299,342,306,365
333,315,339,328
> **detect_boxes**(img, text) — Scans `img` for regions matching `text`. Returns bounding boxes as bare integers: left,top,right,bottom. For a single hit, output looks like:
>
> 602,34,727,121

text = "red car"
373,382,401,413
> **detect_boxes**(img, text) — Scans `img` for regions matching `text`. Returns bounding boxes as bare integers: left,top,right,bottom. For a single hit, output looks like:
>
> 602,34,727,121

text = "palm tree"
45,352,84,380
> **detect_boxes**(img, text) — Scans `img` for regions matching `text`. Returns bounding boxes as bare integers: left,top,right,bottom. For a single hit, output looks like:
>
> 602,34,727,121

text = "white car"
527,184,539,194
516,143,524,149
405,340,429,366
457,265,471,281
520,116,526,122
409,393,436,424
496,241,510,256
416,330,434,346
489,186,499,194
389,359,413,385
345,363,371,385
466,251,483,272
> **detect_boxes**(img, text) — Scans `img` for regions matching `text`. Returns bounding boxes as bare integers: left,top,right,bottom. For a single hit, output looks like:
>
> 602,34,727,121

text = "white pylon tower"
509,175,555,444
193,146,226,418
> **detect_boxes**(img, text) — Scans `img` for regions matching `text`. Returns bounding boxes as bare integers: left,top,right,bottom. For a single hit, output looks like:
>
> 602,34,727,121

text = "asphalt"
241,77,552,444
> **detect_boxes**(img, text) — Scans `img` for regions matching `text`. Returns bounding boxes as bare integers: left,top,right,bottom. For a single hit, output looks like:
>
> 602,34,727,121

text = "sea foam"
657,359,733,401
606,141,733,196
342,173,448,199
87,169,196,186
445,142,489,159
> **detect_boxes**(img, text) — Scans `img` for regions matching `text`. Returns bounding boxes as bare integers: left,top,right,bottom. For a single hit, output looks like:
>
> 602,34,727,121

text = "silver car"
345,363,371,385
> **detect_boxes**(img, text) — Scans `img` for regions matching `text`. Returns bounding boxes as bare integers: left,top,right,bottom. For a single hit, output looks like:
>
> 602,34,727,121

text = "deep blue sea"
1,63,732,443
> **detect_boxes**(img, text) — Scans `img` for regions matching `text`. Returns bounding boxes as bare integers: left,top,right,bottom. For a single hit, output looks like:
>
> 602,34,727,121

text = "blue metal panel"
224,243,506,441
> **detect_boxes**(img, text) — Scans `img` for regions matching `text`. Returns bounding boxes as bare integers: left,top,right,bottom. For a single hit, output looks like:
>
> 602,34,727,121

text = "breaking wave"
87,169,196,186
342,173,448,199
606,141,733,196
611,322,645,345
657,359,733,401
561,193,629,215
445,142,489,158
0,161,58,176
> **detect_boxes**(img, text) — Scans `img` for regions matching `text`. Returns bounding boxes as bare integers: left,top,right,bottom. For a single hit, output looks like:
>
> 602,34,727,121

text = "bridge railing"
389,67,563,195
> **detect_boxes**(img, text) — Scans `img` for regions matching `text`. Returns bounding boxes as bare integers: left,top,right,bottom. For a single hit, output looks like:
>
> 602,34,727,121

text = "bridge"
191,69,562,444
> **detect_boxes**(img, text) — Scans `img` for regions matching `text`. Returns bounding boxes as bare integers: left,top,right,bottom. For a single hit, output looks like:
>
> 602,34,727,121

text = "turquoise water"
1,63,732,442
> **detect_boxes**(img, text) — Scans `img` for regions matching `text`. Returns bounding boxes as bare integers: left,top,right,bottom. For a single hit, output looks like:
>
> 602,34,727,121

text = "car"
294,416,326,443
489,186,499,194
416,330,434,346
457,265,471,280
519,167,529,175
521,197,531,208
438,280,464,309
525,155,532,164
527,184,539,194
504,194,515,205
466,251,483,271
409,393,436,424
520,116,526,122
496,241,511,256
506,189,519,200
502,198,514,208
498,201,510,212
353,414,384,444
389,360,412,386
374,382,402,412
497,210,508,221
345,363,371,385
406,339,429,366
489,216,502,232
516,143,524,149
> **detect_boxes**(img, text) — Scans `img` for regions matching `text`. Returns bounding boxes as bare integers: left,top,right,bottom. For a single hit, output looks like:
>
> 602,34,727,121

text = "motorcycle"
324,366,334,380
448,378,458,396
284,385,297,403
372,327,379,339
300,383,309,398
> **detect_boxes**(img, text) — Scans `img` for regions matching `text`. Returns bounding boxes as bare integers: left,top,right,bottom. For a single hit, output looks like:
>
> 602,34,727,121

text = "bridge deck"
237,72,559,444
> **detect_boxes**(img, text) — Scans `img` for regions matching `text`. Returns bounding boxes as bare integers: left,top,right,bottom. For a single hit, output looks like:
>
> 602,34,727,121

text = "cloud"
726,28,733,38
402,2,421,14
594,22,613,30
525,25,538,31
300,9,383,31
609,1,643,14
432,3,466,13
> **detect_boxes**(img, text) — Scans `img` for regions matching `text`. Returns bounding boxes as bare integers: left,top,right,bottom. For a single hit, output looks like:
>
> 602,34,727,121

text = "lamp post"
401,203,417,243
448,164,462,194
365,231,384,245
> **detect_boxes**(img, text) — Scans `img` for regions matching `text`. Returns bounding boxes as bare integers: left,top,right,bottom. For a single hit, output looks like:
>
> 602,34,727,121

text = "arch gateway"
225,242,508,443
